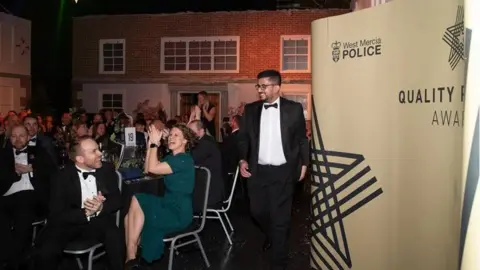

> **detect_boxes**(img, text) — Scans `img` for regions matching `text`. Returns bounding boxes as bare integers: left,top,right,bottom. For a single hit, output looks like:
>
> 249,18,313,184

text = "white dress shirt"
4,148,34,196
76,166,98,207
258,98,287,166
28,135,37,146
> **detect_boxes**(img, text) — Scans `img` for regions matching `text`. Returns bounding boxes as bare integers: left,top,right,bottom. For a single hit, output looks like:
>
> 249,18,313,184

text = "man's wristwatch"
150,143,158,148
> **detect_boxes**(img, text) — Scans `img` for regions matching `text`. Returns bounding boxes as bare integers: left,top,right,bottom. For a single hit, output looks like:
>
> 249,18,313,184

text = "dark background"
0,0,350,115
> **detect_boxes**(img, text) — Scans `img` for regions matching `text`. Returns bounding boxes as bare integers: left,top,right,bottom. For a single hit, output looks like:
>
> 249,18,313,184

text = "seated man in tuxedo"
188,120,225,206
24,115,58,167
34,135,124,270
0,125,56,269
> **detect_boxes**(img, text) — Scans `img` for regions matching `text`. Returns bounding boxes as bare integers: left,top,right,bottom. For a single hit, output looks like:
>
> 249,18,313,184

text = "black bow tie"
264,103,278,110
79,171,95,179
30,138,37,142
15,149,28,155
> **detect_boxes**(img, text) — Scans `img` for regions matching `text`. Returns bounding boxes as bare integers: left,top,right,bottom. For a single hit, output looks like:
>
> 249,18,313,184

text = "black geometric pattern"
442,5,464,70
310,96,383,269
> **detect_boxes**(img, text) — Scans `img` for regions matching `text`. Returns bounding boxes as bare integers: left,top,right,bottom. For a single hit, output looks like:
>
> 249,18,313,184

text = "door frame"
177,91,222,137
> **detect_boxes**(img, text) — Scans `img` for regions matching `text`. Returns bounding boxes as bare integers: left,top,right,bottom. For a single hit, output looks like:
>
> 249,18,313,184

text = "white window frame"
280,35,311,73
99,39,126,75
98,90,126,112
160,36,240,74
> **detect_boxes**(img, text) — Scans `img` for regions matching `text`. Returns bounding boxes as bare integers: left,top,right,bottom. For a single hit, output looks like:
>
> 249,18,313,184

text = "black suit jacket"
47,162,121,227
221,130,240,174
191,135,225,205
238,97,309,177
0,145,57,207
35,134,58,167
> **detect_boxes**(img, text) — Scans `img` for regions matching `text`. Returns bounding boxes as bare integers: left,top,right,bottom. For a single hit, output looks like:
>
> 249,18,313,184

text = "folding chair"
62,170,123,270
163,166,211,270
32,219,47,244
201,166,239,245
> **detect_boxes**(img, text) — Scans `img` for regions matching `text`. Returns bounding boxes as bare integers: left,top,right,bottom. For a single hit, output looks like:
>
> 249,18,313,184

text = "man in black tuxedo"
188,120,225,206
0,125,56,270
24,115,58,166
34,136,124,270
238,70,309,270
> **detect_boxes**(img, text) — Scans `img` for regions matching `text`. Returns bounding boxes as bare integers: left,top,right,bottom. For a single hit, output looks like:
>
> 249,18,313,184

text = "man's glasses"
255,84,277,91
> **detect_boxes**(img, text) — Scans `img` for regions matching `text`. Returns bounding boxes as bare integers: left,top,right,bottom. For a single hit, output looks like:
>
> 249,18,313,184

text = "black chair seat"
64,238,103,251
164,220,201,239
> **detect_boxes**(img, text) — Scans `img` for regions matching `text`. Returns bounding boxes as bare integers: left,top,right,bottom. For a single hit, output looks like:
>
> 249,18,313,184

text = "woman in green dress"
124,124,197,268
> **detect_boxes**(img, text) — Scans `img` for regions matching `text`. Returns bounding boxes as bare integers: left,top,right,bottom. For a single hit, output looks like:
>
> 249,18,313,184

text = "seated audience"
188,120,225,206
24,115,58,167
0,125,56,269
33,136,123,270
125,124,196,269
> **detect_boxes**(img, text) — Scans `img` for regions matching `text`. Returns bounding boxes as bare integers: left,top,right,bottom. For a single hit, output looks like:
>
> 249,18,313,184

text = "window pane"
164,57,175,64
175,48,186,55
200,63,211,70
296,40,308,47
189,47,200,55
214,47,225,55
177,57,186,63
200,48,211,55
103,50,113,57
214,56,225,64
113,50,123,57
164,42,174,49
164,49,175,56
176,63,186,70
103,94,111,100
113,58,123,65
214,63,225,70
283,40,296,47
200,56,211,64
190,56,200,64
175,42,186,49
214,41,225,48
104,58,113,65
225,41,236,48
103,43,113,51
113,43,123,50
200,41,210,48
104,65,113,72
102,101,111,107
112,101,122,108
284,47,296,54
296,47,308,54
113,65,123,71
225,48,236,55
113,94,122,101
226,56,236,63
189,63,200,70
164,64,174,70
296,55,308,63
189,41,200,48
296,62,308,70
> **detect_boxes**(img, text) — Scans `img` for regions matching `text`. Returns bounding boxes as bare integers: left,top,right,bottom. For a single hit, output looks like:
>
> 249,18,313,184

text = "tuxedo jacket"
35,134,58,166
221,130,240,174
238,97,309,176
47,162,121,227
0,144,57,205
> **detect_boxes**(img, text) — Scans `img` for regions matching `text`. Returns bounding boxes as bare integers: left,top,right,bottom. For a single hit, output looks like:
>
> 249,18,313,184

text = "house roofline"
73,8,348,20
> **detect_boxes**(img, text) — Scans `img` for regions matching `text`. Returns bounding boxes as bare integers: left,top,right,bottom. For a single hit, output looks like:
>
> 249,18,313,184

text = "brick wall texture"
72,9,349,83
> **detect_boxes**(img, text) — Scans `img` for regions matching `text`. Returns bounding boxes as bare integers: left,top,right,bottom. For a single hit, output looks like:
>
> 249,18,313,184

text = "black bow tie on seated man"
30,138,37,142
15,148,28,155
264,103,278,110
79,171,95,179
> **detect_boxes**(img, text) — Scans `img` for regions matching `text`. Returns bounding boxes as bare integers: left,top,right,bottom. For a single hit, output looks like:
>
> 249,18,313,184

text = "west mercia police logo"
442,5,464,70
331,41,341,62
331,38,382,62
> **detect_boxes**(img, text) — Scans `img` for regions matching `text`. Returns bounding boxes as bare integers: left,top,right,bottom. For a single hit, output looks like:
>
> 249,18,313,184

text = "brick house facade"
72,9,348,136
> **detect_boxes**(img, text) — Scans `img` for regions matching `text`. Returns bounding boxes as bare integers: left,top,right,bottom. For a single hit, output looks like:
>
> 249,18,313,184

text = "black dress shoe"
262,239,272,251
125,259,140,270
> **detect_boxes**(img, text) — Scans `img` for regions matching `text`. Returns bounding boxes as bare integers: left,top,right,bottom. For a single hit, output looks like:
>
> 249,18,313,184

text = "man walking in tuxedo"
34,135,124,270
238,70,309,270
0,125,56,270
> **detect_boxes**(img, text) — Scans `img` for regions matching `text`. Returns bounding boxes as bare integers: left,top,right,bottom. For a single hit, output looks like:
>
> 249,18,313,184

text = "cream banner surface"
310,0,464,269
459,0,480,269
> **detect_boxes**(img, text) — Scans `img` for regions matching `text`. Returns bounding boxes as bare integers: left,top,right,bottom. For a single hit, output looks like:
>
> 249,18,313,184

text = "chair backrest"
223,166,239,210
115,170,123,227
192,166,211,232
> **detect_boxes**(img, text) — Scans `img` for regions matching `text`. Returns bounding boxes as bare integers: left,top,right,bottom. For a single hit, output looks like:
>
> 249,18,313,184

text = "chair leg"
32,227,37,246
223,212,234,232
87,250,96,270
76,257,84,270
216,211,232,245
168,240,177,270
194,233,210,268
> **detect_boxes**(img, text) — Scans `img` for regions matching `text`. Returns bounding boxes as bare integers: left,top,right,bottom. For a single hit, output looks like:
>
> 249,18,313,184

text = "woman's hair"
92,122,105,138
172,124,197,152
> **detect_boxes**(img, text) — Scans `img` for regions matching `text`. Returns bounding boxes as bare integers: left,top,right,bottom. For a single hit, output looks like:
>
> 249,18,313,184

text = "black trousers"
34,217,124,270
0,190,38,265
249,164,294,270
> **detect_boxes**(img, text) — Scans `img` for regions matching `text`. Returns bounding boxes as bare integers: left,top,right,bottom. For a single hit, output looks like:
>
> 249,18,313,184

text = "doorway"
178,92,221,139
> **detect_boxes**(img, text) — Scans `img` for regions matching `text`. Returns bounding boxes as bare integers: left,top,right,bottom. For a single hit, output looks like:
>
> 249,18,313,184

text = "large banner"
459,0,480,269
310,0,464,269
